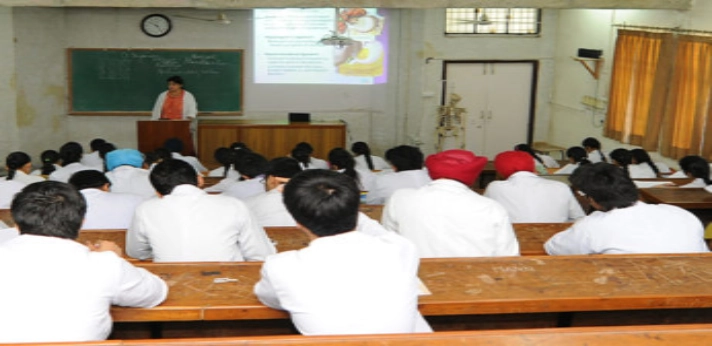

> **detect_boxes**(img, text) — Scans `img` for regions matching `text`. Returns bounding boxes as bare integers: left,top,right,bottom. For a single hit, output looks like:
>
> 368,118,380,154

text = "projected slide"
254,8,388,85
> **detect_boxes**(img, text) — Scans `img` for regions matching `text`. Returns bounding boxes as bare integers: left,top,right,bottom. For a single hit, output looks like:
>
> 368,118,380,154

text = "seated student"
0,181,167,343
0,179,25,209
208,147,240,179
245,157,303,227
80,138,106,171
2,152,44,185
127,160,275,262
49,142,100,183
30,149,61,177
629,148,666,178
485,151,585,223
676,156,711,188
329,147,376,191
382,149,519,258
366,145,431,204
582,137,608,163
254,170,432,335
514,143,558,174
164,137,208,175
204,148,253,193
609,148,633,177
146,147,173,171
351,141,390,171
291,142,329,170
105,149,155,200
69,170,144,230
554,147,591,175
222,152,270,200
97,142,117,172
544,163,708,255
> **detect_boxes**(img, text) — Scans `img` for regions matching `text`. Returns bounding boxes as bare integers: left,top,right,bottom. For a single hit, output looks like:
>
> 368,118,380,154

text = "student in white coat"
69,170,144,230
609,148,633,178
127,160,275,262
554,147,591,175
222,153,269,200
485,151,585,223
164,138,207,175
0,179,25,209
514,144,558,174
291,142,329,170
382,149,519,258
49,142,100,183
207,147,241,179
329,148,376,192
2,152,44,185
582,137,608,164
254,170,432,335
351,142,391,171
80,138,106,171
105,149,156,200
30,150,61,177
0,181,167,343
245,157,302,228
545,163,709,255
629,148,661,178
676,156,711,188
366,145,431,204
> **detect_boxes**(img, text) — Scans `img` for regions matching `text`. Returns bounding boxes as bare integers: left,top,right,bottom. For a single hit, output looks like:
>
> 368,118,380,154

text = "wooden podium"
137,120,195,156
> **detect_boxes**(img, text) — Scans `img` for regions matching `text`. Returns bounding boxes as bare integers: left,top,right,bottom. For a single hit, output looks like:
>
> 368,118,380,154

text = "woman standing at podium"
151,76,198,120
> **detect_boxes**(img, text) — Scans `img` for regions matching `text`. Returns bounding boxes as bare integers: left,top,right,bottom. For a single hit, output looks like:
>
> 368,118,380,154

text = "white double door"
443,62,535,159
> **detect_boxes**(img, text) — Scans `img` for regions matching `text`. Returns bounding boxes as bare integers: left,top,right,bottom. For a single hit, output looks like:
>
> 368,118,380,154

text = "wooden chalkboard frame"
67,48,244,116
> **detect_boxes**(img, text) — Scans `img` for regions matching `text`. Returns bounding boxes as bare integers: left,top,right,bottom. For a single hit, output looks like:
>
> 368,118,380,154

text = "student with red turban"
382,150,519,258
485,151,585,223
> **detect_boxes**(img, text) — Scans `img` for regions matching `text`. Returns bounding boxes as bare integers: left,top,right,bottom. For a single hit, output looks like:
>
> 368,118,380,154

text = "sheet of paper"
417,278,432,296
634,181,675,189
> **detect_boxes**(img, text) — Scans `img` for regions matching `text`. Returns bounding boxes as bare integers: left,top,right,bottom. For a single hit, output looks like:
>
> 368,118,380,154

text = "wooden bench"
359,204,383,221
23,324,712,345
514,223,569,256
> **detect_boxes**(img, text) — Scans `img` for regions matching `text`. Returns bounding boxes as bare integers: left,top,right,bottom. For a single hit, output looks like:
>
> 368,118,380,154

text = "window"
445,8,540,35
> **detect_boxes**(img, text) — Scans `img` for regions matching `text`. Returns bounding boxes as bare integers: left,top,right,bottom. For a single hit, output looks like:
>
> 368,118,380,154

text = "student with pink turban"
382,150,519,258
485,151,585,223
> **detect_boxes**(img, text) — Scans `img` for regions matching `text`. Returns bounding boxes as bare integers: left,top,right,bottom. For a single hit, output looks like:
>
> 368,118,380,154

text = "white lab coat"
366,169,432,205
127,184,275,262
382,179,520,258
254,225,432,335
536,154,560,168
80,151,104,171
106,166,156,200
553,163,580,175
244,188,296,227
48,162,100,183
299,157,330,170
544,202,709,255
628,163,658,178
354,154,391,171
679,178,708,188
222,176,266,200
0,235,167,343
151,90,197,120
80,189,144,230
587,150,609,163
208,166,241,179
0,170,44,185
484,171,585,223
171,152,207,174
30,164,61,177
0,180,26,208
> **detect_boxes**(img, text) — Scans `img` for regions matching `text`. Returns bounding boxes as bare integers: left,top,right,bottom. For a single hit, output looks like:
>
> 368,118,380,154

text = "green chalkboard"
69,49,243,114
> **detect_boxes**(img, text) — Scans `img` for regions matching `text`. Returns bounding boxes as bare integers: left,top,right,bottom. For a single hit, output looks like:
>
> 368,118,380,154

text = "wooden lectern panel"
137,120,194,156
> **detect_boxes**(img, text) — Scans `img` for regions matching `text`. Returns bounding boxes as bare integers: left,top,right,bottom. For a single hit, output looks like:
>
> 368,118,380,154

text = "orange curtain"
605,30,673,150
660,35,712,159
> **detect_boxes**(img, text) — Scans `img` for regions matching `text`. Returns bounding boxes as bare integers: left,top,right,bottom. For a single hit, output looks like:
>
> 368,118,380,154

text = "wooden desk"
0,209,13,227
514,223,569,256
639,188,712,209
112,254,712,322
360,204,384,222
533,142,567,160
198,120,346,167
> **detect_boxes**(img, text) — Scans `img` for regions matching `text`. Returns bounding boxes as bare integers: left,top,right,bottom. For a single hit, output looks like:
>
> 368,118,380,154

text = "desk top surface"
639,188,712,209
113,253,712,322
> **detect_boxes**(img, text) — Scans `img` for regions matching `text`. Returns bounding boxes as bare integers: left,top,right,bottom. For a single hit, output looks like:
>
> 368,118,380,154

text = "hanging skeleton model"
436,93,467,152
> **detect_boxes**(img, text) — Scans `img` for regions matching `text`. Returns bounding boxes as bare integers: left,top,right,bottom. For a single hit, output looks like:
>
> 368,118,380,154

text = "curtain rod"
613,23,712,36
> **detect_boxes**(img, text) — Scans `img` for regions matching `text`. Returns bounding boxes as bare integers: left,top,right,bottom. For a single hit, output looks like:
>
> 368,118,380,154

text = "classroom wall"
0,7,18,154
547,8,690,167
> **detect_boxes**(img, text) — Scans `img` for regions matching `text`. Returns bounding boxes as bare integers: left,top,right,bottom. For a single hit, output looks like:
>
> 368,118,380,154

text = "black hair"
291,147,312,168
153,148,173,162
167,75,184,86
351,142,374,170
236,153,269,179
39,150,60,176
98,142,116,160
385,145,424,172
582,137,607,163
230,142,251,152
514,143,544,165
569,162,639,212
679,156,712,185
149,160,198,195
567,146,591,165
164,138,184,153
143,151,161,168
59,142,84,166
328,148,359,182
69,170,111,190
266,157,303,179
5,152,31,180
283,169,360,237
609,149,632,177
11,181,86,239
295,142,314,154
214,147,239,178
89,138,106,151
630,148,660,177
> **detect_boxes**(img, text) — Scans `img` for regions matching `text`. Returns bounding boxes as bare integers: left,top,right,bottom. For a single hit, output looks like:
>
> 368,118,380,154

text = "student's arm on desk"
380,194,399,233
111,256,168,308
568,191,587,221
125,208,154,260
237,201,277,261
253,259,284,310
544,221,591,255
